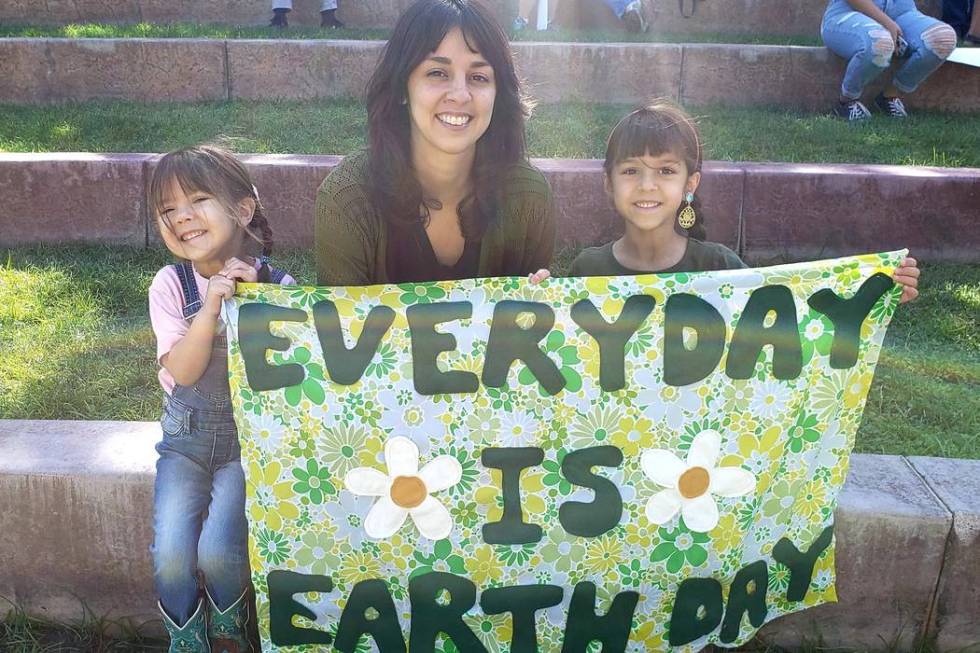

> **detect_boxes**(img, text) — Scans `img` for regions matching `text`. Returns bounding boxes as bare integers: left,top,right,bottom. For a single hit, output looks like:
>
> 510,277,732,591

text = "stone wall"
1,420,977,648
2,38,978,111
2,153,977,263
0,0,941,33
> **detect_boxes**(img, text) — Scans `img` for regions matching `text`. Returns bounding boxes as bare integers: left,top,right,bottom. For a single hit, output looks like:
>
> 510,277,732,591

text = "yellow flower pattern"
223,252,906,653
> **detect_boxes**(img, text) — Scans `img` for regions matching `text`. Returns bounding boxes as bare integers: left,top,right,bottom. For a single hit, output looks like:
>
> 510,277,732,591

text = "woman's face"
406,27,496,161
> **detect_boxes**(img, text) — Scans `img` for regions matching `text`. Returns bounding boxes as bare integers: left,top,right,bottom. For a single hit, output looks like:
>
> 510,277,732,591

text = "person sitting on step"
568,98,920,307
270,0,344,28
600,0,648,32
513,0,560,31
148,146,297,653
822,0,957,121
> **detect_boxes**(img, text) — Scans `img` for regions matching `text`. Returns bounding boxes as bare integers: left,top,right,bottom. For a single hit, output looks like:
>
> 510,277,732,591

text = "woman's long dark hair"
603,99,707,241
365,0,532,240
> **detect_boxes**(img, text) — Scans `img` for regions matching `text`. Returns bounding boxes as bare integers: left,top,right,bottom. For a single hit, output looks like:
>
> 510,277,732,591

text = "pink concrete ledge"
1,153,977,263
0,153,149,246
0,0,940,35
2,38,979,112
0,419,969,648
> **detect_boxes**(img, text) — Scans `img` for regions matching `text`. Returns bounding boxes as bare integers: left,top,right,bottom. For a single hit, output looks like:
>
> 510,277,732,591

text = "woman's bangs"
458,13,506,75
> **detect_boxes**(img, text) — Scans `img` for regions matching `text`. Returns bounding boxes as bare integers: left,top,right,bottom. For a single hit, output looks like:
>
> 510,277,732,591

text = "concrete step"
0,0,943,35
2,37,977,112
1,153,977,263
1,419,975,648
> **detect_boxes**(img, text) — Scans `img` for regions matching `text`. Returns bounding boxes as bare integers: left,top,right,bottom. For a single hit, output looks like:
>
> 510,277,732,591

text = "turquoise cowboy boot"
206,589,251,653
160,600,210,653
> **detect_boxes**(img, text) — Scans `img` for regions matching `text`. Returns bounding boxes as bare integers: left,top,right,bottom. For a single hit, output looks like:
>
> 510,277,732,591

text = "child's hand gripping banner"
224,250,906,653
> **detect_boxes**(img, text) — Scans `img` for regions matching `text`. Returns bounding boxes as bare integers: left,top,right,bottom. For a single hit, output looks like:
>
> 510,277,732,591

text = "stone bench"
1,38,978,111
1,153,978,263
1,419,977,649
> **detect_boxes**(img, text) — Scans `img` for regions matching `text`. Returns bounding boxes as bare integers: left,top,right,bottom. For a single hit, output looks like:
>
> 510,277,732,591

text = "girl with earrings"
569,99,920,304
147,145,296,653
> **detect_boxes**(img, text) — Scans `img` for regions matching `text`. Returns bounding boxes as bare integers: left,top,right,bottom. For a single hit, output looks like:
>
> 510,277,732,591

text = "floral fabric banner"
224,250,906,653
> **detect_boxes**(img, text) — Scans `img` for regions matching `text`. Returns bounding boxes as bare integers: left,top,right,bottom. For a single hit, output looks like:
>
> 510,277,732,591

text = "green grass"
2,246,978,459
2,100,980,167
0,21,822,45
0,598,166,653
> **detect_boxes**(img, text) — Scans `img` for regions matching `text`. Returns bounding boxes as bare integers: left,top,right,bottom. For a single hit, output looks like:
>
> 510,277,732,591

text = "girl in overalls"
147,145,295,652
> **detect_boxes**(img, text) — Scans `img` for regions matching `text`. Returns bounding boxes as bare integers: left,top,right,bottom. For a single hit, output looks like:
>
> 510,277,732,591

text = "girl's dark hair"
603,99,707,241
365,0,532,240
148,145,274,257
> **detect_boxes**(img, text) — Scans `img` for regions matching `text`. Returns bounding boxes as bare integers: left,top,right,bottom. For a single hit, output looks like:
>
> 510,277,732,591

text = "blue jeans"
151,390,250,626
604,0,628,18
822,0,957,99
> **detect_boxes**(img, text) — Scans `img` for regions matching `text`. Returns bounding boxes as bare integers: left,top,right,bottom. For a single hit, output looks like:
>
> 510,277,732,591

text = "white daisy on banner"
640,429,756,533
344,436,462,540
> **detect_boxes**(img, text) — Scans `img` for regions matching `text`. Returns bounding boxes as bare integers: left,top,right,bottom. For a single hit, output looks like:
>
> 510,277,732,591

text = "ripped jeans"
822,0,957,99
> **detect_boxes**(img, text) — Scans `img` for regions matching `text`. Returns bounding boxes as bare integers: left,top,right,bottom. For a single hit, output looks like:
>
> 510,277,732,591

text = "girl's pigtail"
248,201,275,258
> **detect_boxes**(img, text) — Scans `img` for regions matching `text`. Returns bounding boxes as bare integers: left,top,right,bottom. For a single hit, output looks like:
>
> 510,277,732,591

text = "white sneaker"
623,0,648,32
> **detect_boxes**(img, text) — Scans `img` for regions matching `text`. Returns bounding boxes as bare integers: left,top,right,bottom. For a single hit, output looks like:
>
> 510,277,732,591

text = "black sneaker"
321,9,345,28
875,93,909,118
832,99,871,122
270,8,289,28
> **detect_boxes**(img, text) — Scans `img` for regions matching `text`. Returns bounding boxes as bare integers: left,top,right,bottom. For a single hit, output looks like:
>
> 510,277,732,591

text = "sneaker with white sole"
875,93,909,118
832,99,872,122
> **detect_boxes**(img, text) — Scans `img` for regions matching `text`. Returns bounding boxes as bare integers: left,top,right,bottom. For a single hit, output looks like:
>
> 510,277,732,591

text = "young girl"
570,99,920,303
147,145,295,653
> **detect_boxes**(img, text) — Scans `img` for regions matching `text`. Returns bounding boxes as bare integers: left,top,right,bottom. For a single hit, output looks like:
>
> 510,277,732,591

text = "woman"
821,0,957,121
315,0,555,285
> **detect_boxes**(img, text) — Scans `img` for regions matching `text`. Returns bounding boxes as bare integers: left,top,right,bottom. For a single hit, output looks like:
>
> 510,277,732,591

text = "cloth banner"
224,250,906,653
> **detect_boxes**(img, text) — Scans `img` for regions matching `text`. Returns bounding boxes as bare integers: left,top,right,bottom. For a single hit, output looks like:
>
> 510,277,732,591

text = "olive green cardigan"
314,151,556,285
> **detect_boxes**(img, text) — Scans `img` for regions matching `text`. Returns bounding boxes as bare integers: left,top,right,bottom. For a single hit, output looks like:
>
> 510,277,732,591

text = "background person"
821,0,957,120
270,0,344,28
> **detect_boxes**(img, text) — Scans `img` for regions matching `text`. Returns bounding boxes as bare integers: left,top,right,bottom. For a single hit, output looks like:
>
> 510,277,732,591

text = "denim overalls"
151,261,286,625
822,0,956,99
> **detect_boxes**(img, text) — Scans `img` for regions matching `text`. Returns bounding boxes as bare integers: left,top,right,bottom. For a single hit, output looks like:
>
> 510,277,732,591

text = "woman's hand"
528,269,551,285
893,256,920,304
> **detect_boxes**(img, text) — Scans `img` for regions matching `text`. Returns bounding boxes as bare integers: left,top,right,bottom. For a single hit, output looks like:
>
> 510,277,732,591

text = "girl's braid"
248,200,275,258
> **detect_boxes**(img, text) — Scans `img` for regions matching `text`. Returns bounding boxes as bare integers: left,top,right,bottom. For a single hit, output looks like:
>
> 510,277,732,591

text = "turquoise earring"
678,192,696,229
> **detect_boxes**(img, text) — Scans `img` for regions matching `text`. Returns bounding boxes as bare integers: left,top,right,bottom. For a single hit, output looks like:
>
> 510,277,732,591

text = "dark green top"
569,239,746,277
315,151,556,285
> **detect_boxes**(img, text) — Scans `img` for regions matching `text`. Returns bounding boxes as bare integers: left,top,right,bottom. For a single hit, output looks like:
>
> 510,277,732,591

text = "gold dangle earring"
678,192,697,229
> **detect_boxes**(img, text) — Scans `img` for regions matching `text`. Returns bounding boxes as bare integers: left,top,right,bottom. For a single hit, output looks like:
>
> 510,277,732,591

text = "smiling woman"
314,0,556,286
